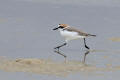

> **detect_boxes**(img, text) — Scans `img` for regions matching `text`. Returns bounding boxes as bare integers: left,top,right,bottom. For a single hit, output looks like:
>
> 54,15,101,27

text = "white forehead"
58,24,60,27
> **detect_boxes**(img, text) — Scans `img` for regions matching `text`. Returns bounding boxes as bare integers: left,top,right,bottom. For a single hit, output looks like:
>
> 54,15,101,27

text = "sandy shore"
109,37,120,42
0,57,120,76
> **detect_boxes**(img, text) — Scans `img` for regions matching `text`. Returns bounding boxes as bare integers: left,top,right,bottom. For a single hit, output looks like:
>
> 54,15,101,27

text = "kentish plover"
53,24,96,51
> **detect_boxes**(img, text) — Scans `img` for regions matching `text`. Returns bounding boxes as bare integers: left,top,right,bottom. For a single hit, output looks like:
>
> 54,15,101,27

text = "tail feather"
88,34,96,37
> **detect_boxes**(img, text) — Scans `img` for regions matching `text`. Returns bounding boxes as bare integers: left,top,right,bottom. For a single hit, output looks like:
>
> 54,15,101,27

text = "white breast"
59,29,85,42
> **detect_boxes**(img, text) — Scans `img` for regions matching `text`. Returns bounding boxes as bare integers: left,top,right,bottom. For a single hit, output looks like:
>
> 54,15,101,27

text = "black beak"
53,27,59,30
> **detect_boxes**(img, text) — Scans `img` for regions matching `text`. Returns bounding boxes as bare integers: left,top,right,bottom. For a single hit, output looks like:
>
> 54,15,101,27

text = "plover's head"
53,24,69,30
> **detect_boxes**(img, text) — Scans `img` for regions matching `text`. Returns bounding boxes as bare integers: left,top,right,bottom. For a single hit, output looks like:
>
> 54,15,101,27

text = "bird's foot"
54,46,60,49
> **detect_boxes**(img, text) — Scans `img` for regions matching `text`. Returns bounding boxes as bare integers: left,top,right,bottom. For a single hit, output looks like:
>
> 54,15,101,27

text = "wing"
65,27,89,36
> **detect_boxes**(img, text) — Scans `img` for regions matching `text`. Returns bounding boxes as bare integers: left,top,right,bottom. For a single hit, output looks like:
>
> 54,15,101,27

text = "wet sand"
0,57,120,76
109,37,120,42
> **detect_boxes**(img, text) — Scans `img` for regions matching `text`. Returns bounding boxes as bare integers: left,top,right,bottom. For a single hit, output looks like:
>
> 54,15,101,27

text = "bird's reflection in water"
54,50,67,63
83,50,90,63
54,50,90,64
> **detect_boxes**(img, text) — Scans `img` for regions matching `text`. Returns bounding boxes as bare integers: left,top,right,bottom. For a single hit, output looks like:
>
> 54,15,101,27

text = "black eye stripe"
59,26,64,28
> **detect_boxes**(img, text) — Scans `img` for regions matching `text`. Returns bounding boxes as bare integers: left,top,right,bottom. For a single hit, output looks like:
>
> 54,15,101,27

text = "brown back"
65,27,90,36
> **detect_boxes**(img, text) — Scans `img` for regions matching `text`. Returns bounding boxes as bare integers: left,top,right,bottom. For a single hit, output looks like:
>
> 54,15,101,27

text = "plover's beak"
53,27,59,30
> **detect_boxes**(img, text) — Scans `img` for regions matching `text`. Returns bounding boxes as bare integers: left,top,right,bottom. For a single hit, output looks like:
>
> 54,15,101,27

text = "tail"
88,34,96,37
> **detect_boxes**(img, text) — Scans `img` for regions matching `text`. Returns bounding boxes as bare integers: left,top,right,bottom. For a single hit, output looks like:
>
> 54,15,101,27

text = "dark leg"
84,38,90,49
83,50,90,63
54,43,67,51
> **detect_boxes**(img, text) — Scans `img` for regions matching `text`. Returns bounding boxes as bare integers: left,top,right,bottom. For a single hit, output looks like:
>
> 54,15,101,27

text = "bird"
53,24,96,51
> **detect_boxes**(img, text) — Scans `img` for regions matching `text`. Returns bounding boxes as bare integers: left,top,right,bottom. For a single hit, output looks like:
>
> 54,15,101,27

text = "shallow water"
0,0,120,80
0,57,120,76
